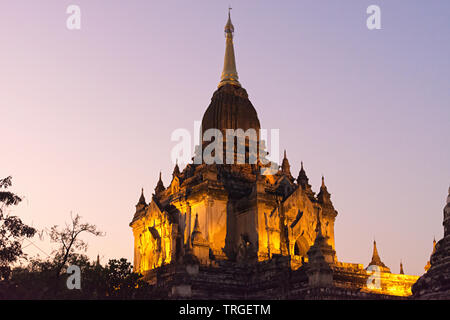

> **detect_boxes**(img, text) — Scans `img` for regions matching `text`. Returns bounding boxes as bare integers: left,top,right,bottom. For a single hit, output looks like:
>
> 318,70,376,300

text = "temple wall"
282,188,324,258
255,201,281,260
362,271,419,296
208,199,228,257
236,206,259,254
189,198,228,258
334,262,419,297
131,201,177,273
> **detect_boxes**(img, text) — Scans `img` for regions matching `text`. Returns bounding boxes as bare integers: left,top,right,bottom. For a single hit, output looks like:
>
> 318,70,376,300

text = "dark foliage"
0,176,36,279
1,255,151,299
0,177,151,299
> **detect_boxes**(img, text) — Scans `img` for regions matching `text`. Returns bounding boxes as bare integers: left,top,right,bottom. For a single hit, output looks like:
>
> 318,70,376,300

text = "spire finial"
321,175,325,187
281,149,291,176
155,172,165,194
218,8,241,88
372,240,379,261
193,213,200,232
297,161,312,191
367,239,390,271
138,187,146,205
173,161,180,177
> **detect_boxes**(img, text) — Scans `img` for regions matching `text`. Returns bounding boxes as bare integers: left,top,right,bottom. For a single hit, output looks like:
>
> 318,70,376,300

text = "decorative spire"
306,207,336,269
371,241,381,264
193,213,200,233
154,172,165,194
368,240,390,272
298,162,306,180
172,160,180,178
281,150,292,177
138,187,146,205
134,188,147,215
218,7,241,88
297,161,313,194
317,175,332,205
400,260,404,274
315,208,324,238
191,213,207,246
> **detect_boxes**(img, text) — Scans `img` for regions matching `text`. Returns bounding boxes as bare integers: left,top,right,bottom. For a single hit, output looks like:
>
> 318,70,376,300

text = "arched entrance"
293,235,309,258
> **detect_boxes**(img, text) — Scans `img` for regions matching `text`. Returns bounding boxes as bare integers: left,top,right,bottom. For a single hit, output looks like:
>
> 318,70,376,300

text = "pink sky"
1,1,449,276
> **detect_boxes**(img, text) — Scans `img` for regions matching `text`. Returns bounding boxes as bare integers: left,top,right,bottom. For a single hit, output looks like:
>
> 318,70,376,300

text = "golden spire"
371,240,381,264
218,7,241,88
367,240,390,272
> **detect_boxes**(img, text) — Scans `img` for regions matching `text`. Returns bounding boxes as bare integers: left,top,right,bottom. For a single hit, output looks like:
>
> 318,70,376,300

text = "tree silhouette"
0,176,36,279
8,256,150,299
49,213,104,278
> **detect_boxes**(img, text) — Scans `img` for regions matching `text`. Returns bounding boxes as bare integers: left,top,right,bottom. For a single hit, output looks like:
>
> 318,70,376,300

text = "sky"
1,0,449,276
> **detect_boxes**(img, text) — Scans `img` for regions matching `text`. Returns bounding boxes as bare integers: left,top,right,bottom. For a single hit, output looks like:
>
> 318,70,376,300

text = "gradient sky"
1,0,449,276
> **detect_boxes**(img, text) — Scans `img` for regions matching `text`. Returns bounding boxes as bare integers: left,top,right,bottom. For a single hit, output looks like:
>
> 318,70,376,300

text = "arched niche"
293,234,309,258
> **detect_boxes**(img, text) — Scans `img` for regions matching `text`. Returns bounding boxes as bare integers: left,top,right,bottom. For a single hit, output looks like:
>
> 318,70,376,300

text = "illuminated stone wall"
365,272,419,297
131,201,178,273
187,197,228,259
130,167,420,299
282,187,322,259
334,262,419,297
253,184,336,268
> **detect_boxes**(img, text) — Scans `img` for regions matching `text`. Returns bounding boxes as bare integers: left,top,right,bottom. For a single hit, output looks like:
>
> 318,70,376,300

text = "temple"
129,12,446,299
412,188,450,299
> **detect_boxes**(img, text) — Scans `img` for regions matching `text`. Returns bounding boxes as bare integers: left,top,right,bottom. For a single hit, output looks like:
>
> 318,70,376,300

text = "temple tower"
413,187,450,299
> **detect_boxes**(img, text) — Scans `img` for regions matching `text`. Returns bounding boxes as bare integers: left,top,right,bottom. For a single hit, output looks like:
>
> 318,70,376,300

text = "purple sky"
1,1,449,275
